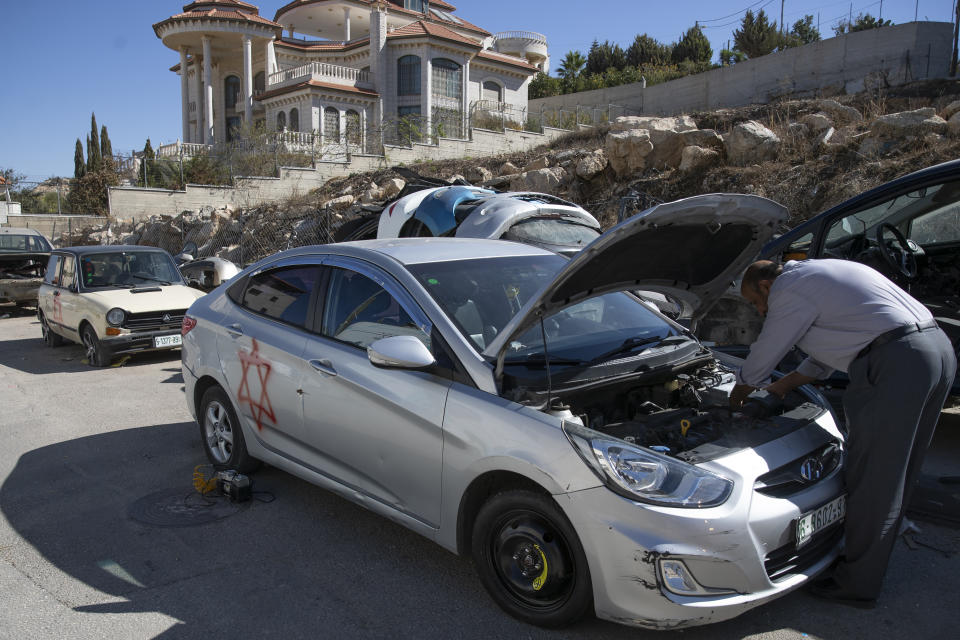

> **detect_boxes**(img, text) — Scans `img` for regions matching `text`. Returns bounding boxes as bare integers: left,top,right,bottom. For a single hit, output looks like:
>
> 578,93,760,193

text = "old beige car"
37,245,204,366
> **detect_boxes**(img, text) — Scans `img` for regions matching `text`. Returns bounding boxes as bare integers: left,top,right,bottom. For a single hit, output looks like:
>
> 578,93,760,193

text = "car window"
909,205,960,244
321,268,430,350
501,218,600,248
241,265,318,328
60,256,77,290
782,232,813,261
43,254,62,285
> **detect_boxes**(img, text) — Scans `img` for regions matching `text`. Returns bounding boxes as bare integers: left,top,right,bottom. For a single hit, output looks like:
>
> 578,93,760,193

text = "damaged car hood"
483,193,787,361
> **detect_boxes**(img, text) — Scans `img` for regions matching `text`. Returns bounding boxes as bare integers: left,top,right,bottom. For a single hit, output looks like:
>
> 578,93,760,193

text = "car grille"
754,443,842,498
764,525,842,582
123,309,187,333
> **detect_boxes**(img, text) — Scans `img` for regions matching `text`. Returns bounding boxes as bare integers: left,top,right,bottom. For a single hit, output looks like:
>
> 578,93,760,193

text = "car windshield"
78,251,183,288
500,217,600,248
0,234,51,252
408,254,679,360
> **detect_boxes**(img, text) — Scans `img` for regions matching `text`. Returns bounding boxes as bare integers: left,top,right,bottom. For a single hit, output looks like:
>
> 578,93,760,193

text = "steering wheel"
875,223,923,280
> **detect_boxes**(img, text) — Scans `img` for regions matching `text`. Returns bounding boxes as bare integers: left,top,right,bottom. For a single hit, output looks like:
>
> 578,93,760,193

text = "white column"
462,55,470,137
180,47,190,143
194,58,204,143
344,8,351,41
242,35,253,126
423,53,432,139
265,37,277,77
202,36,214,144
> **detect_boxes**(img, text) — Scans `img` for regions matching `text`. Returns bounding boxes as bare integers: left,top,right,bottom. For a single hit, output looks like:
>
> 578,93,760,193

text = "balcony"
492,31,548,64
268,62,373,92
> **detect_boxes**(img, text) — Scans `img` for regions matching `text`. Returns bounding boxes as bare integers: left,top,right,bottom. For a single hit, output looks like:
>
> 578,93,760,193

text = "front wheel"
81,325,110,367
40,313,65,347
199,386,260,473
472,490,593,628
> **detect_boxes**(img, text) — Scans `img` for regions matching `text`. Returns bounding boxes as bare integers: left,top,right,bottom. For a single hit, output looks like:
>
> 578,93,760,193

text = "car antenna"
539,313,554,409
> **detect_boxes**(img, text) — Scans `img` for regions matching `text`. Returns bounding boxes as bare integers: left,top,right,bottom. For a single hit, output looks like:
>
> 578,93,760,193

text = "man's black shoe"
807,577,877,610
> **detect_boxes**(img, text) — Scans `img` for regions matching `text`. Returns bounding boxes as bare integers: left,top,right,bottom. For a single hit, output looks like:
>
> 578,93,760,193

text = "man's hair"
741,260,783,293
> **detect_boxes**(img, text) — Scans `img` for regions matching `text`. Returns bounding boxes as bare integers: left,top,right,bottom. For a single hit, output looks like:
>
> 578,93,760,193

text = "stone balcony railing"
268,62,373,91
493,31,547,45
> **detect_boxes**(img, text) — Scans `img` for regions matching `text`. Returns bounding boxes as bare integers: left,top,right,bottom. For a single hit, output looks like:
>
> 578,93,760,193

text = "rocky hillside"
57,79,960,258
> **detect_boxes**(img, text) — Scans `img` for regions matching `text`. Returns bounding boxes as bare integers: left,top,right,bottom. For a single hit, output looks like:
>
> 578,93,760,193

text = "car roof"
277,237,554,265
0,227,46,236
56,245,172,256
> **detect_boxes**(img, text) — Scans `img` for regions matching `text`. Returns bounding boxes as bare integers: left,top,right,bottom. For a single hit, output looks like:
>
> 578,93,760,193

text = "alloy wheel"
204,400,234,464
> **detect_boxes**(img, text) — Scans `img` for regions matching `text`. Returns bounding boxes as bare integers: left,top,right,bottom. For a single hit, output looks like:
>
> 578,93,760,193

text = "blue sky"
0,1,953,181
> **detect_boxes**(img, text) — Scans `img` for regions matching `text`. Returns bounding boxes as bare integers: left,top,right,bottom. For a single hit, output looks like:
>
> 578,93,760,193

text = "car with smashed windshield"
37,246,204,366
181,194,845,629
0,227,52,309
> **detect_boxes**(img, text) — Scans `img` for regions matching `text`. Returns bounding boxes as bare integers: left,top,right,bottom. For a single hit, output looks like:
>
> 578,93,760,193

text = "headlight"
106,308,126,326
563,422,733,508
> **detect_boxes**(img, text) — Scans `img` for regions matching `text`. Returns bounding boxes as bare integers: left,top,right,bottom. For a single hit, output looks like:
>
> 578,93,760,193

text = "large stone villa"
153,0,550,152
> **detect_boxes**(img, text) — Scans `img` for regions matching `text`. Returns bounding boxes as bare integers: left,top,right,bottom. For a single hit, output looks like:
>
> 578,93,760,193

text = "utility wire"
698,0,770,23
700,0,779,29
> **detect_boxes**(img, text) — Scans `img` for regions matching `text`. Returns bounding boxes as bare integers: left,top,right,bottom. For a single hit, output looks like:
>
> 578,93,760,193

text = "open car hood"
482,193,788,362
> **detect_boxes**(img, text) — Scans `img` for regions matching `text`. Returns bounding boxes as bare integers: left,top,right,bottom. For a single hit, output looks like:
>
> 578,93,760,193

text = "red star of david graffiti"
236,338,276,431
52,296,63,323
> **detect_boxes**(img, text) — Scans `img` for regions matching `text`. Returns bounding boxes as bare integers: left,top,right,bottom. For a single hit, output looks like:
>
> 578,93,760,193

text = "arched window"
345,110,361,145
482,80,502,104
254,71,265,95
289,108,300,132
431,58,462,100
224,75,241,109
324,107,340,142
397,55,421,96
276,110,286,131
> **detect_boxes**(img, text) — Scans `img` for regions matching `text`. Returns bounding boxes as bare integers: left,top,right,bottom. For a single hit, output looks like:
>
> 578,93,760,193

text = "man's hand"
730,383,757,409
765,372,818,399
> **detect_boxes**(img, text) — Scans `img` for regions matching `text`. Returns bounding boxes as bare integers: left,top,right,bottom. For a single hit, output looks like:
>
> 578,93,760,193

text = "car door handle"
226,323,244,337
309,359,337,377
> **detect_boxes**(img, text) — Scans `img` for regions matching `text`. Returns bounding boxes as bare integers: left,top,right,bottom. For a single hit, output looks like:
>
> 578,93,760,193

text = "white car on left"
37,245,205,366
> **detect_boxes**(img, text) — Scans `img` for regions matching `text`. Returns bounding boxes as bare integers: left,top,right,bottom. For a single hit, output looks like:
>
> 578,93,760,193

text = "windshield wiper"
588,334,688,364
130,274,173,285
505,353,587,367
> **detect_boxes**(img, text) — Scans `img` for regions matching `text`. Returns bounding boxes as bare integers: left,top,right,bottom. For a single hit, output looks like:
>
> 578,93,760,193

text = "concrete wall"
530,22,954,116
0,201,22,224
107,124,569,220
2,214,106,240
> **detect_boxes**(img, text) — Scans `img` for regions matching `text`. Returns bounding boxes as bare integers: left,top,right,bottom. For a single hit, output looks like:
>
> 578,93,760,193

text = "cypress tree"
89,113,102,171
74,138,86,179
86,134,93,169
100,125,114,172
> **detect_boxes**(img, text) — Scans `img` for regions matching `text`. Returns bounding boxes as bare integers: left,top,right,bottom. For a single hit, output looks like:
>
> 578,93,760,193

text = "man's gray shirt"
737,259,932,387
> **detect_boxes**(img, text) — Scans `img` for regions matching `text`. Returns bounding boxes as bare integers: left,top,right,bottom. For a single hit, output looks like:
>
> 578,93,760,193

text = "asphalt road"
1,310,958,640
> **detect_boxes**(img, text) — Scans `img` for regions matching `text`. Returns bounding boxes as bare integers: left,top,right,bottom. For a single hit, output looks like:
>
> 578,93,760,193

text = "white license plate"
796,495,846,547
155,334,182,348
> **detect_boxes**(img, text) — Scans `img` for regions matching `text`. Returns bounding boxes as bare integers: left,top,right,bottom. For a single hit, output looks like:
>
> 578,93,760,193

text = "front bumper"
558,437,844,629
100,329,183,357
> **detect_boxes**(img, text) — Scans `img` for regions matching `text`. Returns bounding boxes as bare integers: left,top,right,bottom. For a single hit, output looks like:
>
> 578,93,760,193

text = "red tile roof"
474,49,538,71
182,0,260,12
388,20,481,47
256,79,380,100
276,37,371,52
273,1,489,37
155,6,282,35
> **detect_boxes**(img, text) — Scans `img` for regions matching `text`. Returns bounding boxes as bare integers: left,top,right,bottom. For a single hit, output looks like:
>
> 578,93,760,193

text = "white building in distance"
153,0,549,150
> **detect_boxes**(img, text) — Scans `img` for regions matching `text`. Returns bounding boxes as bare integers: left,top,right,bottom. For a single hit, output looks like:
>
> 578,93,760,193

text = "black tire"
198,386,260,473
81,324,110,367
472,490,593,628
333,215,379,242
40,313,65,347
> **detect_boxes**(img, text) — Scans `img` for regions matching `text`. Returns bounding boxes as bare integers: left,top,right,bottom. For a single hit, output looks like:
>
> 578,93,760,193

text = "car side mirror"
368,335,436,369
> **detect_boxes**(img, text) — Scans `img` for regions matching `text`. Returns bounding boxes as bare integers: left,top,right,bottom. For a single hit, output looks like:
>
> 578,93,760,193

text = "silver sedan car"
181,194,846,630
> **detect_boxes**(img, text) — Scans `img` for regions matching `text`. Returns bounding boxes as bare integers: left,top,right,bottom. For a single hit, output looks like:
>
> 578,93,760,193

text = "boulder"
605,129,654,176
513,167,566,193
499,161,520,176
948,112,960,137
522,155,550,172
466,166,493,183
575,150,609,180
360,188,383,204
942,100,960,121
818,99,863,122
381,178,406,198
724,120,781,166
611,115,697,169
680,129,724,152
802,112,834,133
679,146,720,172
325,195,356,209
873,108,947,137
788,122,810,137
